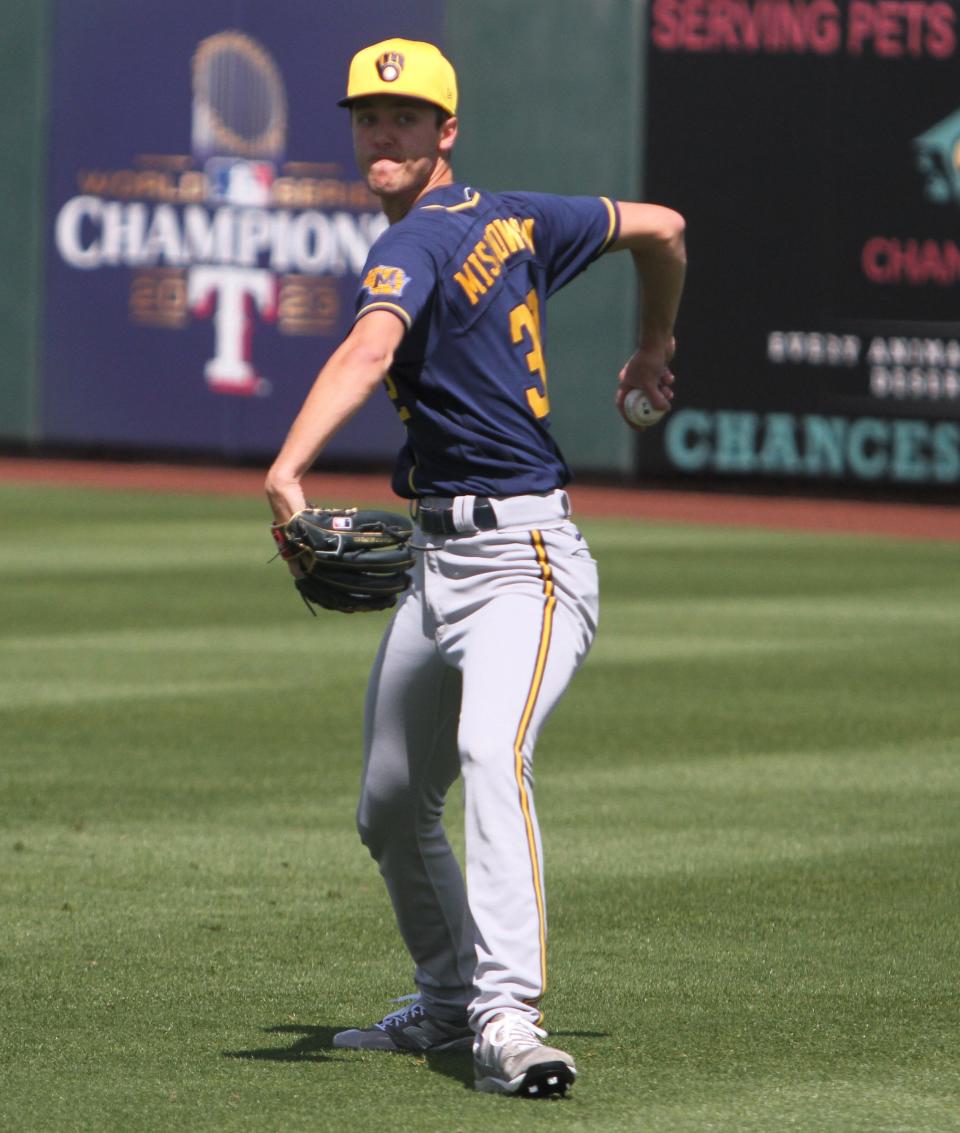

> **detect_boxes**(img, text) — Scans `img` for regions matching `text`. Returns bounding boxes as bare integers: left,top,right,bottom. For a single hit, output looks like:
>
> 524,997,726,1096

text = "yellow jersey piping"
599,196,618,253
421,191,481,212
355,302,412,329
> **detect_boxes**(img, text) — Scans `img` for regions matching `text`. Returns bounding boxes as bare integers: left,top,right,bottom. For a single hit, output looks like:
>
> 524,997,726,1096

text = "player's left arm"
265,310,406,524
607,202,687,417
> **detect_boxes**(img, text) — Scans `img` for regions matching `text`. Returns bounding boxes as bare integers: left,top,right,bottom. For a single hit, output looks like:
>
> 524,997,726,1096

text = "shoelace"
486,1015,548,1050
376,996,425,1032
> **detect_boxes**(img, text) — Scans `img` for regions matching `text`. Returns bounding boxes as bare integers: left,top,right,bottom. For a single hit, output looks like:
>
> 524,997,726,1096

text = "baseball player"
265,38,685,1098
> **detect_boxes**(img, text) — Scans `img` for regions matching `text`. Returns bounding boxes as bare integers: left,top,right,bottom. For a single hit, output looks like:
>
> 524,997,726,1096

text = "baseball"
623,388,666,429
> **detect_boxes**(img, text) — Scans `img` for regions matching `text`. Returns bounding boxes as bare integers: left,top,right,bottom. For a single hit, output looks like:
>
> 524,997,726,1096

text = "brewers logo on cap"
376,51,404,82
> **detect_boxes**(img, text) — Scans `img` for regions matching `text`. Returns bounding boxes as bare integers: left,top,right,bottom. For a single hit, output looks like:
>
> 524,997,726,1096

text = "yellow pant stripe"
513,529,557,1000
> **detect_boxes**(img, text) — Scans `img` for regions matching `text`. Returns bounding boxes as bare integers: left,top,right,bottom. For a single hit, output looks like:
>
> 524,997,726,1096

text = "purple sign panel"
43,0,443,459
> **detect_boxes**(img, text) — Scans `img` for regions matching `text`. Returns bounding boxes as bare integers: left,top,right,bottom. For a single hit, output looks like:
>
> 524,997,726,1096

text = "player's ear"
438,115,458,156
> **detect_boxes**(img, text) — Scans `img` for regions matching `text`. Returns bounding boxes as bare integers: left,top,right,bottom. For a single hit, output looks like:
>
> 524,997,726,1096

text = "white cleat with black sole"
474,1013,576,1098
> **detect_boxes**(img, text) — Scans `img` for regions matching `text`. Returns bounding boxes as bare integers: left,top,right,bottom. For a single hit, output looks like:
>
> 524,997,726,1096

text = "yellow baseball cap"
338,38,458,117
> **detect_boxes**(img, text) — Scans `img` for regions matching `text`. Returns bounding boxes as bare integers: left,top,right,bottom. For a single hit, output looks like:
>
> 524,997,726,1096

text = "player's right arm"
265,310,406,523
608,202,686,416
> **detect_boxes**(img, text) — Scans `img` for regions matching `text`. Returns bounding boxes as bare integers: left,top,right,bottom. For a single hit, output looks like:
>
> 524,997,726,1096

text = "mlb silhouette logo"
331,516,354,530
206,158,274,205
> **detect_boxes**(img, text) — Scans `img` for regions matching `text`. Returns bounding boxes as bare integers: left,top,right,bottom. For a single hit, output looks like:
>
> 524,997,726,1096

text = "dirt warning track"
1,456,958,542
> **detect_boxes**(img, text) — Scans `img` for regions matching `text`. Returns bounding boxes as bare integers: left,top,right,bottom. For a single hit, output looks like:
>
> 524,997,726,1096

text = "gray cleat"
333,995,473,1052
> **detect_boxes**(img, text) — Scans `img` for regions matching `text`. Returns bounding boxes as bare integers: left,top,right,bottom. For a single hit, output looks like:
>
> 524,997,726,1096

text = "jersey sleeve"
354,226,440,331
521,193,620,296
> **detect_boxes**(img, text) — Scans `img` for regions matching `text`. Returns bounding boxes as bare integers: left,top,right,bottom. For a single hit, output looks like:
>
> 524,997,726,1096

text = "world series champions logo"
53,30,388,397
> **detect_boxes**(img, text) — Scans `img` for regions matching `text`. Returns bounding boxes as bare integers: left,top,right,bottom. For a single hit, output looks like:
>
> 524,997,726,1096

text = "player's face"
351,97,456,206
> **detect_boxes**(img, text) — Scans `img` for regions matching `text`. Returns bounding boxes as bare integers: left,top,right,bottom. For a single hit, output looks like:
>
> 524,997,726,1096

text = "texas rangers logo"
376,51,404,82
363,265,410,297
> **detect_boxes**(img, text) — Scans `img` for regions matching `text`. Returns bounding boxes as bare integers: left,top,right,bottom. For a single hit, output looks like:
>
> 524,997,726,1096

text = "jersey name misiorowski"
354,183,619,499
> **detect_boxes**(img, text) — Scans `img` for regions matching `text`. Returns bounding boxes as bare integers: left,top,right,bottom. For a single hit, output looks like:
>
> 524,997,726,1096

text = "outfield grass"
1,484,958,1132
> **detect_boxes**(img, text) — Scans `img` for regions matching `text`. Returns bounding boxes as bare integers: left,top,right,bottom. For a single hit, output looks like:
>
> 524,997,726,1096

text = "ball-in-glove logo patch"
376,51,404,82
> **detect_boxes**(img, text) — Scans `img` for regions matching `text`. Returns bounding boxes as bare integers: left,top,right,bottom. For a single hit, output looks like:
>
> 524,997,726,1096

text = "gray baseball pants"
356,490,599,1032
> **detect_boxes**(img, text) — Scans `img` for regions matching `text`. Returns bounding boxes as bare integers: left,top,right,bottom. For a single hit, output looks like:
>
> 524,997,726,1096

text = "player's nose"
367,118,397,147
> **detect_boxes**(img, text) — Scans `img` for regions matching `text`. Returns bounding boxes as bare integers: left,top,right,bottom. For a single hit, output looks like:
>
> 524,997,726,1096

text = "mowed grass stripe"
601,592,960,626
0,624,388,710
0,676,281,709
1,483,958,1133
1,625,381,652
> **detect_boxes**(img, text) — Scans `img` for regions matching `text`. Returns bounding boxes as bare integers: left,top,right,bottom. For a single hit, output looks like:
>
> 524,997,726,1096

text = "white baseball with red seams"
623,387,666,427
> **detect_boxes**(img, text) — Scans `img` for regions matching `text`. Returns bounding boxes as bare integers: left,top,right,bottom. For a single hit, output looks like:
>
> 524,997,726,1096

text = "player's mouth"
366,158,410,190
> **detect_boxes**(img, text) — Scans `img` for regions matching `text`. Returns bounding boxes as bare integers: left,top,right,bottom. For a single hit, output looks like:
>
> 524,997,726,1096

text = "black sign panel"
642,0,960,488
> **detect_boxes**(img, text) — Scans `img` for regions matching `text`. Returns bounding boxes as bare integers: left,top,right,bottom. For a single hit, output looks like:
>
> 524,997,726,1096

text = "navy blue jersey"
354,183,619,498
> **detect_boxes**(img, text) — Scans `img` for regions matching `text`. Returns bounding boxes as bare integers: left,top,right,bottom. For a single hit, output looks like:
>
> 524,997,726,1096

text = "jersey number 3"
384,372,411,422
509,289,549,419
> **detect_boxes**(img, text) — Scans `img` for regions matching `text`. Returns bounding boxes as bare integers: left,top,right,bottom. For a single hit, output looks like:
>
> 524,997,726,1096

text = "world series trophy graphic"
189,31,287,395
55,28,377,401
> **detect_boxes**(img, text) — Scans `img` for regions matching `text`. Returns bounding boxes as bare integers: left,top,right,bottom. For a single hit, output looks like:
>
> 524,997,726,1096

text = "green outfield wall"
446,0,647,476
0,0,49,441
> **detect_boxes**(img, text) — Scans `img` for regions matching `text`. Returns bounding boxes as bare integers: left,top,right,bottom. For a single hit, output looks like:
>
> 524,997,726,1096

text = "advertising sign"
42,1,442,458
643,0,960,488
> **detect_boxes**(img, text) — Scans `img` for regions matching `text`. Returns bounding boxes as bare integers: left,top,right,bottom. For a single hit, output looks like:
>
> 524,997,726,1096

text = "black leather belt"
415,498,498,535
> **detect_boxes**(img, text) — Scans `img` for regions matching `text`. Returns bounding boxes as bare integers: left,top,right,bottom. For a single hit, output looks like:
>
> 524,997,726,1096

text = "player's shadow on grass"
223,1023,341,1063
223,1024,608,1088
222,1023,475,1084
422,1051,474,1088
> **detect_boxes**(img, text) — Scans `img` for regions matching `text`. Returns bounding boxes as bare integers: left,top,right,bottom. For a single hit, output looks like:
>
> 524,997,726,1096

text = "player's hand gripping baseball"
615,337,675,431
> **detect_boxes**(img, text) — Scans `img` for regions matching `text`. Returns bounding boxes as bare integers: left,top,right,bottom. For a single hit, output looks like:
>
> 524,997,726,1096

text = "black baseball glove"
271,507,414,614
